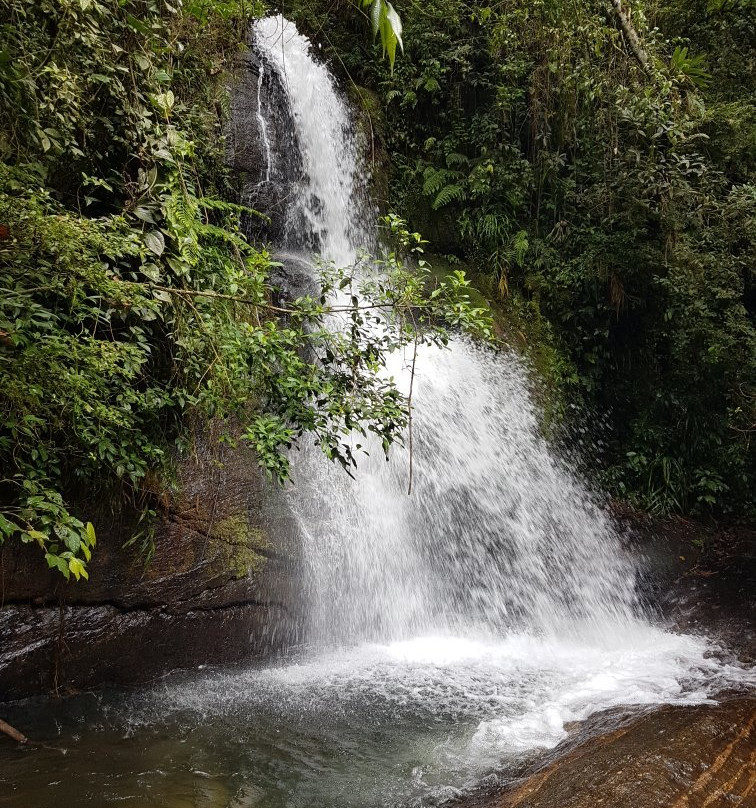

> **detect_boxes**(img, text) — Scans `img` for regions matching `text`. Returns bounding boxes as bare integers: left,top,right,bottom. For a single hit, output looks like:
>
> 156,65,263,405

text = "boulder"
458,697,755,808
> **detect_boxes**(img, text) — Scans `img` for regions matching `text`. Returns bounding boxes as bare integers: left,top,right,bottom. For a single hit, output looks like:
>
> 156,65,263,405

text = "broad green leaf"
27,528,48,546
134,206,156,224
68,557,89,581
45,553,70,580
0,514,18,537
144,230,165,256
371,0,382,36
385,2,403,53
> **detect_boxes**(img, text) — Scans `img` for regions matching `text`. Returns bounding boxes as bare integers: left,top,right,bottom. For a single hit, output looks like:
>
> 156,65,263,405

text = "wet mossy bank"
0,432,302,701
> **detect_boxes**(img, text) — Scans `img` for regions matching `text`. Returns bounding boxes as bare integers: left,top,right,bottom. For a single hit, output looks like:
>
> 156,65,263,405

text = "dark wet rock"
227,45,305,247
0,430,303,700
458,697,755,808
268,252,319,301
618,512,756,664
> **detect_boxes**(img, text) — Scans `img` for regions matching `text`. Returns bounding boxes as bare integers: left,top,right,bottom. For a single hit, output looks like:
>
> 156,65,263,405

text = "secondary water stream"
1,15,753,808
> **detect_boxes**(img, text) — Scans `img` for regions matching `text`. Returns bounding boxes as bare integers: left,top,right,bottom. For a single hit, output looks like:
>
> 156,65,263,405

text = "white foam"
152,627,753,768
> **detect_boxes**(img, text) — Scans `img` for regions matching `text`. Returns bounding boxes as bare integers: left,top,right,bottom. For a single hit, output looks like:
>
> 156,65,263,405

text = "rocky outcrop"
227,47,303,245
459,697,755,808
0,431,303,700
0,39,317,702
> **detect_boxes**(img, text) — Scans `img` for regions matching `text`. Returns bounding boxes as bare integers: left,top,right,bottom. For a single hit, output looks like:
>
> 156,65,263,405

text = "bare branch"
0,719,27,744
147,285,436,316
406,329,418,496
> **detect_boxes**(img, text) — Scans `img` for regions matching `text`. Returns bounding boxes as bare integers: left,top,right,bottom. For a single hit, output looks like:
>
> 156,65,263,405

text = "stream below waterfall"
1,15,753,808
0,629,752,807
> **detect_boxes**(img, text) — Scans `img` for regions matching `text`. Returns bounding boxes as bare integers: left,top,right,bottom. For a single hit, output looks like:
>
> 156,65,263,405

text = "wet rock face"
0,41,318,701
0,432,303,700
227,47,304,247
268,252,320,302
461,698,755,808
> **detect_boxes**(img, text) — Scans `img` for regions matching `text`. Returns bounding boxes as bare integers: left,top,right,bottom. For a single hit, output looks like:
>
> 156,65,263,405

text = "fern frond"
423,167,458,196
433,184,465,209
445,152,469,168
199,197,268,220
194,221,250,249
477,213,507,244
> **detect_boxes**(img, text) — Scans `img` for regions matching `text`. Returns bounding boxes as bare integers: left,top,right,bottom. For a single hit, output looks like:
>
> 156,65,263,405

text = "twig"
148,284,434,315
407,327,418,495
0,719,28,744
0,718,68,752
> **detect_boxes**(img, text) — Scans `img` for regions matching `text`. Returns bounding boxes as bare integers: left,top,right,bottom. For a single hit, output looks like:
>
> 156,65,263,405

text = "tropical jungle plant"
0,0,487,579
286,0,755,519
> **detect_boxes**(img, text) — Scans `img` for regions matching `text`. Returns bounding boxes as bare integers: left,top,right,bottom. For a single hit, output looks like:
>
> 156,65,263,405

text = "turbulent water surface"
1,15,753,808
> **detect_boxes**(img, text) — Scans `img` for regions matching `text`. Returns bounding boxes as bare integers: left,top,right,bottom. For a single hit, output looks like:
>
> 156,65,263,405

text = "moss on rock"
210,513,270,579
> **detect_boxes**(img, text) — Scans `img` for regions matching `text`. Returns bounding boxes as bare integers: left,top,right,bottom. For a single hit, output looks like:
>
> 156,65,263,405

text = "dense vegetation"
0,0,488,578
1,0,753,585
289,0,755,519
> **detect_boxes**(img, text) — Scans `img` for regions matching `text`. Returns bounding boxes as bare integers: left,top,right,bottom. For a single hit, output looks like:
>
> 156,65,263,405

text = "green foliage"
670,45,711,88
288,0,756,519
0,0,488,577
361,0,403,71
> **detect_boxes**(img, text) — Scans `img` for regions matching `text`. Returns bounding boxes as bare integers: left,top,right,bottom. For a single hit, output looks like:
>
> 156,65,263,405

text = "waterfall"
47,18,748,808
254,15,640,648
1,18,750,808
254,15,373,266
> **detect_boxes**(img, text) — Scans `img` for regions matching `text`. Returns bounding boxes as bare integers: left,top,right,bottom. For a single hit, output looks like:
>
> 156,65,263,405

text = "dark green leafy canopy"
287,0,755,519
0,0,489,578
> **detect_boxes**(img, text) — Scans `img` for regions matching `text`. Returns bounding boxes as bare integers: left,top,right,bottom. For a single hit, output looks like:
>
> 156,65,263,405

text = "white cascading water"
255,59,272,182
146,17,754,806
254,15,372,267
255,13,639,648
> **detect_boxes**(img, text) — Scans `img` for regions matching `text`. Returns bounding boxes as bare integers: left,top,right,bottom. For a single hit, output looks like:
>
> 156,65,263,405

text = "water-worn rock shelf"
460,698,755,808
0,434,300,699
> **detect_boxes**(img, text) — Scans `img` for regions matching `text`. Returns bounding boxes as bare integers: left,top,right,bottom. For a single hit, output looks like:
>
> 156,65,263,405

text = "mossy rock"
209,513,270,579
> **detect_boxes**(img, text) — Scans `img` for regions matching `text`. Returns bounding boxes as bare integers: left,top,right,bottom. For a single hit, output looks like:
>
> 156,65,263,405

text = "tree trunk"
610,0,649,69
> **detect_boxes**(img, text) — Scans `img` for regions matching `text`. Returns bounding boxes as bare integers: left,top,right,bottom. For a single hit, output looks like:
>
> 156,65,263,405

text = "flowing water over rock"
248,15,373,265
254,15,639,647
2,15,753,808
291,342,642,647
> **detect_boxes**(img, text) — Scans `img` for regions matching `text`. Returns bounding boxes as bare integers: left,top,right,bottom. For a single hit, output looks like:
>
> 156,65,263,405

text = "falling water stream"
2,16,753,808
